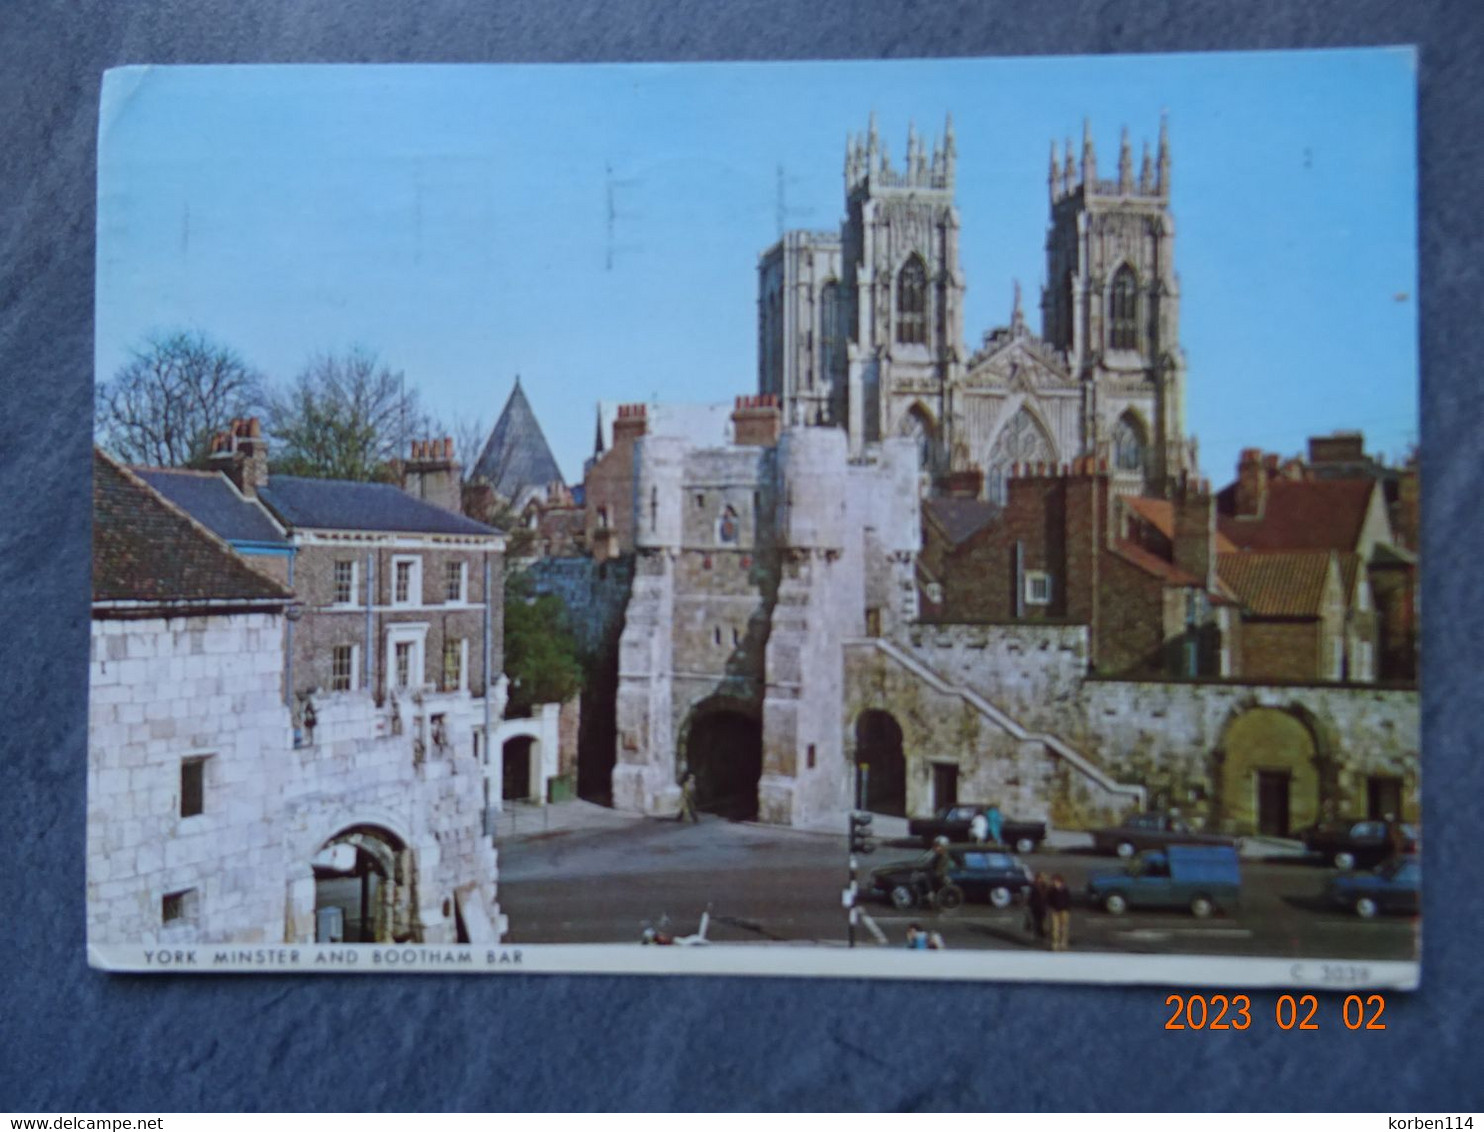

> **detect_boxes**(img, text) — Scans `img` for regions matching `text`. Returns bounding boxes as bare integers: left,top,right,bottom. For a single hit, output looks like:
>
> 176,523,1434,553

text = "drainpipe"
483,553,496,836
284,550,296,706
1014,540,1025,619
365,551,375,693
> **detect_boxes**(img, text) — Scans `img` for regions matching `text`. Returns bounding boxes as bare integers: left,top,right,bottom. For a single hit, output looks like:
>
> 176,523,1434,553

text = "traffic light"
849,811,876,855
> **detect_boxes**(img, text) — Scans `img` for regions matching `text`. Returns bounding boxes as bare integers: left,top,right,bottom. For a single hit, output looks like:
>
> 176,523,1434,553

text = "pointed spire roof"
473,377,566,501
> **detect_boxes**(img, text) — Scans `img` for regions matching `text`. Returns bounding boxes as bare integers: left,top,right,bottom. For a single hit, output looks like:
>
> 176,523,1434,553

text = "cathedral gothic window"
1109,264,1139,350
821,281,845,384
1113,414,1147,473
895,256,928,345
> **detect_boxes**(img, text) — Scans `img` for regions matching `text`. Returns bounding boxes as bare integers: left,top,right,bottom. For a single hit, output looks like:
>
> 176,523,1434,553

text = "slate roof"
1218,550,1337,618
472,379,566,500
924,498,1002,548
1123,496,1238,553
1217,479,1376,552
93,449,291,607
134,468,288,547
259,477,500,537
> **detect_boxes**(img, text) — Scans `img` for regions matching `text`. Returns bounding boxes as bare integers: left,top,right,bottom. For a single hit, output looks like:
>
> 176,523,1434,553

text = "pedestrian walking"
1047,874,1072,951
986,804,1004,845
677,773,699,823
1025,872,1050,943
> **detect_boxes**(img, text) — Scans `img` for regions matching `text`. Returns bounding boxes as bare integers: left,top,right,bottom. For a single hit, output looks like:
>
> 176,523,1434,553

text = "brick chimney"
731,394,782,447
1234,448,1268,518
1308,430,1366,466
943,467,985,499
210,417,268,499
1171,474,1216,591
611,403,649,446
403,436,462,514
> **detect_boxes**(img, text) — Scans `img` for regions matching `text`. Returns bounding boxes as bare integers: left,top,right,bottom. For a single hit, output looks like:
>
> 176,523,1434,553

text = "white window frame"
391,555,422,608
442,636,469,692
1330,635,1345,681
332,559,359,606
1024,570,1053,606
445,560,468,605
385,623,429,694
330,643,360,693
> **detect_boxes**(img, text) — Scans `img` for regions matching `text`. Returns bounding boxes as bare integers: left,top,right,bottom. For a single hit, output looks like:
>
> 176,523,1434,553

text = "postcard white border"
90,943,1420,991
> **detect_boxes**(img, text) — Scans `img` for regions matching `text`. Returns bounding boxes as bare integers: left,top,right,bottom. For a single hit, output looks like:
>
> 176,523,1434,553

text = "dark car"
907,804,1048,853
1300,819,1419,870
870,846,1034,910
1090,812,1238,859
1087,845,1242,918
1324,854,1420,918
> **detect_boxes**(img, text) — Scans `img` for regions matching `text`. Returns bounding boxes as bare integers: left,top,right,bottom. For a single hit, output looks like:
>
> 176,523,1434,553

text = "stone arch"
312,823,413,944
678,694,763,819
1111,409,1149,474
1209,702,1335,836
895,254,928,345
985,402,1057,504
853,709,907,817
900,401,938,476
1108,262,1140,350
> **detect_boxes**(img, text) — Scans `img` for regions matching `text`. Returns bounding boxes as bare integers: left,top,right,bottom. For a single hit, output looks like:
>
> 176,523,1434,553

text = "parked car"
1299,819,1419,870
1324,855,1420,918
870,846,1034,910
907,804,1048,853
1086,844,1243,918
1090,811,1238,859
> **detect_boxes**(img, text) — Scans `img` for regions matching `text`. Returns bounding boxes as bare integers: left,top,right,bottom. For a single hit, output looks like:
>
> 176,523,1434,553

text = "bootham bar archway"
679,696,763,819
854,709,907,817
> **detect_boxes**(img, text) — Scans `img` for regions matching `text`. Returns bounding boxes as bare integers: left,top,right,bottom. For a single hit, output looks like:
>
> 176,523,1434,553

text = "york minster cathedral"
758,114,1195,501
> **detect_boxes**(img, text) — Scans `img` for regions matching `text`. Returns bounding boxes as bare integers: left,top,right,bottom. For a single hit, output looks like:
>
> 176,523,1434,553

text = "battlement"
1050,116,1170,205
845,112,956,195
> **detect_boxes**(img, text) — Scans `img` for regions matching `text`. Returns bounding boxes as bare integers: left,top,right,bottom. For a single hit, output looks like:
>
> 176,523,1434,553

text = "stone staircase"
849,635,1145,813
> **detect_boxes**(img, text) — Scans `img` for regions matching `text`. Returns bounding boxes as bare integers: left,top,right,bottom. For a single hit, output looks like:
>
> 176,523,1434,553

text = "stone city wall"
88,612,292,947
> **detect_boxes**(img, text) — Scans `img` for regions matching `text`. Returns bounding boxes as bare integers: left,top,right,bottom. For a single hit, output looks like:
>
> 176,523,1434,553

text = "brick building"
123,422,509,945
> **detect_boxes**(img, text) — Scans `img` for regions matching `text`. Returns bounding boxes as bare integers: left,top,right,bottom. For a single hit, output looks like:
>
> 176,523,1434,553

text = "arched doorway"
312,825,410,943
683,705,763,819
1217,708,1322,836
503,736,536,801
854,710,907,816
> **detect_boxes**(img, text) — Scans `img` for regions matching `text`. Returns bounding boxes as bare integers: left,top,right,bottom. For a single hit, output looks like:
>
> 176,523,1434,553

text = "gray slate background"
1,0,1479,1112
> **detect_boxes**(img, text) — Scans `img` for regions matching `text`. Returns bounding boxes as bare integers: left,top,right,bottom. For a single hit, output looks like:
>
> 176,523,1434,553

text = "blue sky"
95,51,1417,485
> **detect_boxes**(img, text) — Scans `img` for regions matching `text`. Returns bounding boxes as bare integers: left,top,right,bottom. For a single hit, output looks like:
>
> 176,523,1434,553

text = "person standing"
986,804,1004,846
1047,874,1072,951
905,922,929,950
677,773,699,823
1026,873,1050,944
968,811,989,844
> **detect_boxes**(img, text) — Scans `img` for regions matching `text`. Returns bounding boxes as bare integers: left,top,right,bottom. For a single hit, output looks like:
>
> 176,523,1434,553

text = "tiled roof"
473,379,566,499
1123,496,1238,553
135,468,288,546
1218,550,1336,618
1217,479,1375,552
93,449,291,606
259,477,500,537
1110,539,1201,587
925,498,1002,548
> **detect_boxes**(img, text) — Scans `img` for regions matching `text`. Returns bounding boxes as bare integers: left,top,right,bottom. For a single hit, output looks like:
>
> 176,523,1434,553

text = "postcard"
89,52,1420,988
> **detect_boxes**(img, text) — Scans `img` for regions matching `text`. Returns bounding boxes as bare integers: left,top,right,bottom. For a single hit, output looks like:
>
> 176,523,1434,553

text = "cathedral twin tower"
758,113,1192,501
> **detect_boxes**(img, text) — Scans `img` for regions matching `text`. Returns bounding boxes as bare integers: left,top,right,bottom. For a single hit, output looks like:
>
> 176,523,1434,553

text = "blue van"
1086,844,1242,918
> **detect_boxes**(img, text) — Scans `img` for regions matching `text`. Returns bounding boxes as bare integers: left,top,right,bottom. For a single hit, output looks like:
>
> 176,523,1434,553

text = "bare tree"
95,331,264,467
267,348,431,481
